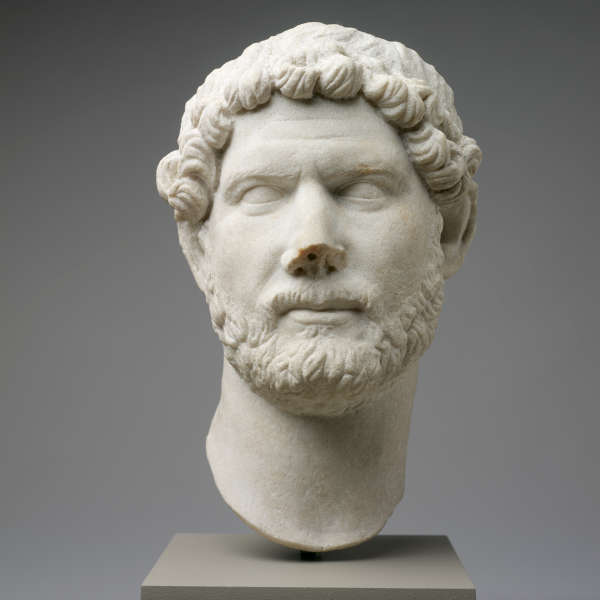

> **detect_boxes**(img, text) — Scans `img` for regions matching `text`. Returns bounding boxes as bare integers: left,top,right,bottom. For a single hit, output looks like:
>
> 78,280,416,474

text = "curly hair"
156,22,481,246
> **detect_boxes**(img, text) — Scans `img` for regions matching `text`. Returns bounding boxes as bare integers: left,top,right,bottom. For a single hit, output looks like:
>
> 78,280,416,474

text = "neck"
206,359,418,551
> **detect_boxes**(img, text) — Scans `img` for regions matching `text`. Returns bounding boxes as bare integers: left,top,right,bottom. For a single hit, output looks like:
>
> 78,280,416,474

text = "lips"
285,308,358,326
270,288,370,326
280,298,364,313
278,298,363,326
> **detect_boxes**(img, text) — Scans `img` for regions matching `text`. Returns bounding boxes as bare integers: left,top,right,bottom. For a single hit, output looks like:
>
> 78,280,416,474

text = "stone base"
141,533,475,600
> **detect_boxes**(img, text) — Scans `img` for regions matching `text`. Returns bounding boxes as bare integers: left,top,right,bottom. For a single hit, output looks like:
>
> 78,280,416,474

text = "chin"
224,332,407,418
249,376,376,417
253,379,390,418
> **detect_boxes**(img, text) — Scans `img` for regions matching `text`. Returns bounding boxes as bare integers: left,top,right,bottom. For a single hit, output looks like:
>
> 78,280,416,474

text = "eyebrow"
318,165,399,186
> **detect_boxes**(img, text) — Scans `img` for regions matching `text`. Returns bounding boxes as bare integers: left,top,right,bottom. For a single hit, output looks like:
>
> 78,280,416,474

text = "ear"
177,220,210,293
439,182,477,279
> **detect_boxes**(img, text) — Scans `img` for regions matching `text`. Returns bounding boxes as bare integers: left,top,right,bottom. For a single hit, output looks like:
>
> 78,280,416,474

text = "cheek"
207,215,280,306
358,204,436,302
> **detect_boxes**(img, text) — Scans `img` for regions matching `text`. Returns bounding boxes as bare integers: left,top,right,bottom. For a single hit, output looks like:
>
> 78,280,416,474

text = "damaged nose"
281,243,347,278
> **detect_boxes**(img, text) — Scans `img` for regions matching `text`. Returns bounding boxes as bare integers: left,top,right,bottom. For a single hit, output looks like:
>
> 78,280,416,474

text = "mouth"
281,299,363,326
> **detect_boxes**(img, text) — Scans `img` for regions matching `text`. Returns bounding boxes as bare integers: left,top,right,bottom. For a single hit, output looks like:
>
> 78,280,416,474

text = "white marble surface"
156,23,481,551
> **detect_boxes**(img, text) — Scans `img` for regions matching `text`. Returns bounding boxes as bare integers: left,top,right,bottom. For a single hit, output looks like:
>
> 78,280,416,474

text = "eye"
337,181,387,209
239,185,285,214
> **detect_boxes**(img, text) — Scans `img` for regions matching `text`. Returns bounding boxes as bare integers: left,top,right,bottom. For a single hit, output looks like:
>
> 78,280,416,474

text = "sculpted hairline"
156,23,482,230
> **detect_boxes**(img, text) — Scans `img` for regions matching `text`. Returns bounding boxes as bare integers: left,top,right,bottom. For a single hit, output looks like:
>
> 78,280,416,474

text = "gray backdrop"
2,1,599,599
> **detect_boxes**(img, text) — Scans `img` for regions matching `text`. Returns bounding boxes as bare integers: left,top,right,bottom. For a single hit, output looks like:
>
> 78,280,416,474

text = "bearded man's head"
156,23,481,417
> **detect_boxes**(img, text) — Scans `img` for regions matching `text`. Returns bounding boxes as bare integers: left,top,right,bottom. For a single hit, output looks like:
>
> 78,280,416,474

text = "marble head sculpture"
156,23,481,552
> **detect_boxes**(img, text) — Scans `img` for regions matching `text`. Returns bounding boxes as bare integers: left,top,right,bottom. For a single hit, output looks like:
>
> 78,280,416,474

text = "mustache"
269,286,374,315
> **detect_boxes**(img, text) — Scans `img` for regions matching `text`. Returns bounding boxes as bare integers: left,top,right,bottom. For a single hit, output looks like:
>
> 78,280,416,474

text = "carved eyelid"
240,184,285,204
337,180,385,195
225,175,296,204
334,175,394,198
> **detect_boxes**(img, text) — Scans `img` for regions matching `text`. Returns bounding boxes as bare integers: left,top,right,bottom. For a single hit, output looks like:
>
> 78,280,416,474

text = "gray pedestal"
142,534,475,600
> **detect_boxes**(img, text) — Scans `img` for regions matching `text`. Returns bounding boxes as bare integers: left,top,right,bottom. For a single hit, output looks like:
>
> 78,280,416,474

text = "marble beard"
202,219,445,418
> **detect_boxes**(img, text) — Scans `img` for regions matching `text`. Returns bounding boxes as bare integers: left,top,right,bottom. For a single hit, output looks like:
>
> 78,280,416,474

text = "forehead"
220,94,411,178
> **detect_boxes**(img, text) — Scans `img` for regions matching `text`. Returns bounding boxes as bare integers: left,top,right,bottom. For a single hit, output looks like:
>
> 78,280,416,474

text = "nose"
281,182,347,278
282,243,347,277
